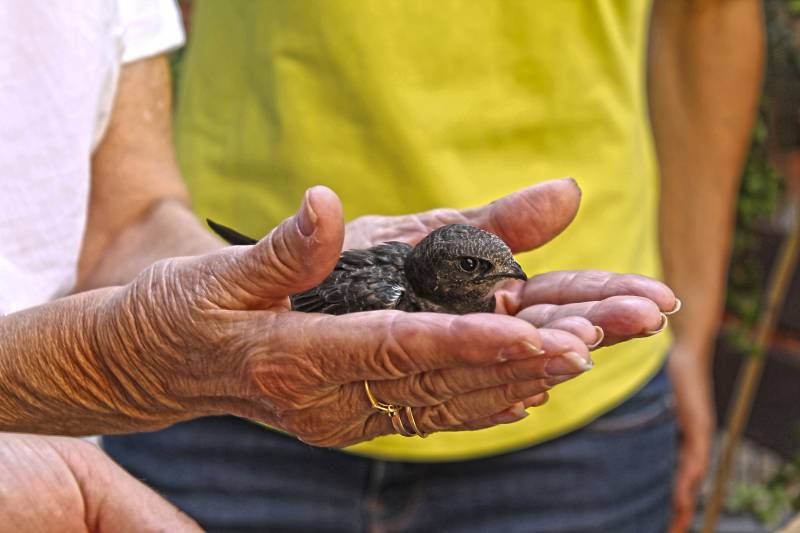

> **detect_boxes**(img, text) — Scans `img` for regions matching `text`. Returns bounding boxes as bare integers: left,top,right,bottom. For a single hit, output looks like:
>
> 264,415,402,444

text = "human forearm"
649,4,765,528
0,289,185,435
76,199,222,290
76,55,222,291
649,0,765,355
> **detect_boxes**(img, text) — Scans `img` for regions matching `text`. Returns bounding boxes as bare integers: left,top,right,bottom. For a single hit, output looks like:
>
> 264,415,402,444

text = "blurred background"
706,0,800,531
170,1,800,531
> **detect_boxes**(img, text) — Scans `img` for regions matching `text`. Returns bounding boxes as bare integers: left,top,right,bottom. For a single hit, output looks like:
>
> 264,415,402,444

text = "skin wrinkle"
0,295,159,433
262,227,303,291
377,313,423,377
94,284,187,423
247,348,332,412
224,257,278,309
403,372,447,406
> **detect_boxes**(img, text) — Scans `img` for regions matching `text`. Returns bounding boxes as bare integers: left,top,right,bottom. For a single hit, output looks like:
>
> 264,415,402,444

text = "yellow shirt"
176,0,670,461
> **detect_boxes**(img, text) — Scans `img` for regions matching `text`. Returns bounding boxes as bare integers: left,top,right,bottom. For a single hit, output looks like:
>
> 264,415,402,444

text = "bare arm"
75,55,220,292
648,1,765,530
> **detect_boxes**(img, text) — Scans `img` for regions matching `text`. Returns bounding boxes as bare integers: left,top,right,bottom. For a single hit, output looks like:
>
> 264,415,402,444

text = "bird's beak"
501,261,527,281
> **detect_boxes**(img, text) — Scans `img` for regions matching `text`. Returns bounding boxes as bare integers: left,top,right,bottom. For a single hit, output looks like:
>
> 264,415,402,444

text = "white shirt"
0,1,184,315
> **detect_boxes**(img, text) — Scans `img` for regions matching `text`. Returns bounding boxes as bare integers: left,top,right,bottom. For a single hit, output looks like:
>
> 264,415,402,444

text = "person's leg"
369,367,677,533
104,417,370,533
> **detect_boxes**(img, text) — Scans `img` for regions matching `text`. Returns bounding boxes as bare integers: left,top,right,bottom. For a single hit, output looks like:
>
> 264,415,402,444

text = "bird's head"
404,224,527,313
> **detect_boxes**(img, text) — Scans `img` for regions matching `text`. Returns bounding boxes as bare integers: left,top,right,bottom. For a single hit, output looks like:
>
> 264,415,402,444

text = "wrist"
91,271,192,428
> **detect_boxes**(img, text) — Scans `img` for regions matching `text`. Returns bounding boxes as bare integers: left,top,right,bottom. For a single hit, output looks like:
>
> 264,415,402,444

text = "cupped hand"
99,186,596,447
0,434,200,533
345,178,680,347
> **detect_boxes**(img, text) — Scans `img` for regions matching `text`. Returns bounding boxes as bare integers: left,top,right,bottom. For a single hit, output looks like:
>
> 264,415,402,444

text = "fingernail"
588,326,605,350
499,341,545,361
644,313,669,336
545,351,593,376
664,298,682,316
298,189,318,237
493,405,529,424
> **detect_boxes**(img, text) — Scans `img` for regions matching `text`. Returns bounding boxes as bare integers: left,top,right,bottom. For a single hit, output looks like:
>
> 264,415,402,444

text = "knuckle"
499,383,524,405
283,412,342,448
503,360,536,382
408,371,448,405
377,313,422,376
244,358,322,412
420,403,462,431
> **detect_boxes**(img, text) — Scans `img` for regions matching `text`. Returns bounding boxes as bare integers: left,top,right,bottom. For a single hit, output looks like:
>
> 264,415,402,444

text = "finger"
351,328,591,412
365,378,566,438
214,186,345,306
517,270,677,313
543,316,603,348
373,179,582,253
456,393,551,431
261,311,545,384
516,296,666,346
310,392,549,446
460,178,581,253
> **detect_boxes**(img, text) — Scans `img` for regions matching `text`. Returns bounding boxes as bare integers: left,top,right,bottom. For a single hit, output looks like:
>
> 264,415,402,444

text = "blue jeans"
105,367,676,533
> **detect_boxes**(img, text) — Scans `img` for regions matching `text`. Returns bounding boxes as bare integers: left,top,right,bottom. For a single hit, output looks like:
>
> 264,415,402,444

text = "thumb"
223,186,344,304
462,178,581,253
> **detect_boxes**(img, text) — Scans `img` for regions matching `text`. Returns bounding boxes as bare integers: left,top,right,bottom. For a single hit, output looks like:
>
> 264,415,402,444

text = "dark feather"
207,219,525,316
207,219,258,245
291,242,412,315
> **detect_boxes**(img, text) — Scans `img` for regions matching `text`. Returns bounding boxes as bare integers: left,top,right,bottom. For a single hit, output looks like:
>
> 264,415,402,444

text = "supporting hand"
0,434,200,533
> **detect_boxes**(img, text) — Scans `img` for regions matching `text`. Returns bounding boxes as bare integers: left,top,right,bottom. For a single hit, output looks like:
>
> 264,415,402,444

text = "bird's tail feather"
207,219,259,245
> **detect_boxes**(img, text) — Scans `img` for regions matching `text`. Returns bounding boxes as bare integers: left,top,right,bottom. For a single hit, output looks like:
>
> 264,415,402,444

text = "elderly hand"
345,178,679,346
0,434,200,533
94,186,600,447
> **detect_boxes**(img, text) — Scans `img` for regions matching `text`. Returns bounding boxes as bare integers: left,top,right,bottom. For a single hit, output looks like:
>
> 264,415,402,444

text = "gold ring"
364,381,425,438
364,380,399,415
391,411,414,437
404,406,428,438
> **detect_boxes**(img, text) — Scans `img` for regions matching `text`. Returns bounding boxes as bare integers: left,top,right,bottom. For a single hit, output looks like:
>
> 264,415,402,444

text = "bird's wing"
291,242,411,315
207,219,258,245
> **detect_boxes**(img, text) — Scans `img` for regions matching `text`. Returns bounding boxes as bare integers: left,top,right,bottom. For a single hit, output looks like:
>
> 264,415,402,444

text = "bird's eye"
458,257,479,272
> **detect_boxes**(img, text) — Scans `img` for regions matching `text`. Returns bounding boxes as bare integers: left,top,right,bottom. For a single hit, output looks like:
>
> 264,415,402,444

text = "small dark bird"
208,220,527,315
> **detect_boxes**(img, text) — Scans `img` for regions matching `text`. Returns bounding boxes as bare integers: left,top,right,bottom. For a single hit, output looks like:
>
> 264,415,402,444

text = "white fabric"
0,1,184,315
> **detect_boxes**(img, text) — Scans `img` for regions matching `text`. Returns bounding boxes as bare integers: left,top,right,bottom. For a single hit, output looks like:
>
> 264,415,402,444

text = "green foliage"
728,454,800,526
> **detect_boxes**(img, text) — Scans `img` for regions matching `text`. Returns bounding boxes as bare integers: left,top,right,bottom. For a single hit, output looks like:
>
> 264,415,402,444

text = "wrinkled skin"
94,179,675,447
